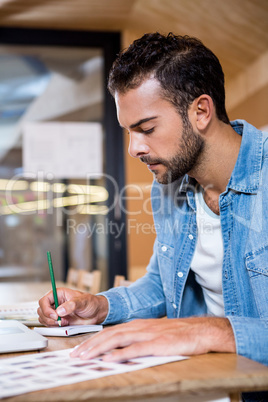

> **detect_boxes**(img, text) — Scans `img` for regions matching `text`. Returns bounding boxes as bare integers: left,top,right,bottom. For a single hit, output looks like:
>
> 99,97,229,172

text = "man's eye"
143,128,154,134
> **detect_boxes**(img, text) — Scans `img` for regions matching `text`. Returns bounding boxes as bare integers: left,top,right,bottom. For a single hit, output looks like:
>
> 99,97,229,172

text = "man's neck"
189,122,242,215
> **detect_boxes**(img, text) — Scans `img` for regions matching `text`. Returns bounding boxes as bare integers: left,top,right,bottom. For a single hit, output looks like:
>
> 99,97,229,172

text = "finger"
70,325,121,358
56,296,90,318
56,293,99,319
38,288,78,314
72,327,156,360
37,306,69,327
56,300,76,317
37,298,59,323
38,291,58,318
70,324,129,357
70,321,155,358
70,329,132,359
102,340,162,362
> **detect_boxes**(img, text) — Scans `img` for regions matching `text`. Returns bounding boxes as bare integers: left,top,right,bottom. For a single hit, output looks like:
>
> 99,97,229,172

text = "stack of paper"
0,301,40,326
0,348,188,399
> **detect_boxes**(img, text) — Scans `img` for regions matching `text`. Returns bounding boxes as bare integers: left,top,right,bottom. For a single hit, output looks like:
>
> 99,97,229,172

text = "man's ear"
191,95,214,131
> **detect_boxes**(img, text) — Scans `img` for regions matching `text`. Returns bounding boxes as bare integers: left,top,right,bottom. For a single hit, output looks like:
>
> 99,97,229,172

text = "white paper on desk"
0,301,40,326
0,348,188,399
23,122,103,179
34,324,103,337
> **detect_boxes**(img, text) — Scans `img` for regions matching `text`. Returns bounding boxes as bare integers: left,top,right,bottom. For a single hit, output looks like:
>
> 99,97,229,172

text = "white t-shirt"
190,189,224,317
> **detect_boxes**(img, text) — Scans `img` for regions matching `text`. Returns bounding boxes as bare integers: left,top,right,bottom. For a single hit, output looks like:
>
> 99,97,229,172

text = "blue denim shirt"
101,120,268,366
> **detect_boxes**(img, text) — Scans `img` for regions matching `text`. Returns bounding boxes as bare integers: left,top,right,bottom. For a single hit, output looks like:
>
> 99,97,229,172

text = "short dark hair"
108,32,229,124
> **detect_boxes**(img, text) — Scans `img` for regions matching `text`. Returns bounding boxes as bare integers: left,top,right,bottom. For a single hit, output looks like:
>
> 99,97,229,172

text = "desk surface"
1,282,268,402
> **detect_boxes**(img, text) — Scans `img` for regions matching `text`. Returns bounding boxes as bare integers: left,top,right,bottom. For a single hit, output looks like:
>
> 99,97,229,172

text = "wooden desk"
1,282,268,402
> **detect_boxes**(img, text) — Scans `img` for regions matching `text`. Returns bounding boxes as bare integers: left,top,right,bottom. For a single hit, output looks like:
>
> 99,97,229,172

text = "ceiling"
0,0,268,83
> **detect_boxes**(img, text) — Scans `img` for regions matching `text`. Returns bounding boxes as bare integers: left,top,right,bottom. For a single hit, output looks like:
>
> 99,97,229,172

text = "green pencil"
47,251,61,327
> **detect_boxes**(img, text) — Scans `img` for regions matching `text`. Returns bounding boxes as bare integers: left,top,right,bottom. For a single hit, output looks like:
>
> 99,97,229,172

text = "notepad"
34,324,103,337
0,301,40,326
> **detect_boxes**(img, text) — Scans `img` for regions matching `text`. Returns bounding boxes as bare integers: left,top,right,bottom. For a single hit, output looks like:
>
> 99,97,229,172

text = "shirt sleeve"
227,316,268,366
98,240,167,325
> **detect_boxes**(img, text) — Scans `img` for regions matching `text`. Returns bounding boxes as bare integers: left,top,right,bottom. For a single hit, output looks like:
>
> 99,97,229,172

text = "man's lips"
146,162,161,170
140,158,163,171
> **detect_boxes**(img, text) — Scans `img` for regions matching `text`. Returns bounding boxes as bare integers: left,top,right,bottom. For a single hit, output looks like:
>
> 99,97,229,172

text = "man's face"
115,78,204,184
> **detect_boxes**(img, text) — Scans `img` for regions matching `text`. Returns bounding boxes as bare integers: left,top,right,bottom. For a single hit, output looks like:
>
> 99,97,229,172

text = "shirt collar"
227,120,263,193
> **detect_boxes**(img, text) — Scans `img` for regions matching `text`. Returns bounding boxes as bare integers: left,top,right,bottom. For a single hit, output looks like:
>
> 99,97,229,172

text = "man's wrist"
95,295,109,324
207,317,236,353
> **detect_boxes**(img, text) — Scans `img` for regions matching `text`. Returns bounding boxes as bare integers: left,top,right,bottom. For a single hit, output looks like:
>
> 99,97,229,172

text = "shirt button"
161,245,167,252
188,234,194,240
172,303,177,309
177,272,183,278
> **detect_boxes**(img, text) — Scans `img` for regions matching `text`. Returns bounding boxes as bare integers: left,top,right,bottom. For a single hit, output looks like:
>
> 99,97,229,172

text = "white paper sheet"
0,348,188,399
23,122,103,179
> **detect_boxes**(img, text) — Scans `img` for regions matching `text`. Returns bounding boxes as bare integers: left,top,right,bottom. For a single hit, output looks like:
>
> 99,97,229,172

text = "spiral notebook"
0,301,40,326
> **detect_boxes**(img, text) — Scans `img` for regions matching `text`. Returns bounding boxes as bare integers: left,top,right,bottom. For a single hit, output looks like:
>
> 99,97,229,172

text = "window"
0,28,126,289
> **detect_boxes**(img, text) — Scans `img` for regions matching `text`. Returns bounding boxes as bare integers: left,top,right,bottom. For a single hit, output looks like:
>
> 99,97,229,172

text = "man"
38,33,268,373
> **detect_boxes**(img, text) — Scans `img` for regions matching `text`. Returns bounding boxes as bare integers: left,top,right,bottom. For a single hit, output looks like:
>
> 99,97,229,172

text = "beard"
140,120,204,184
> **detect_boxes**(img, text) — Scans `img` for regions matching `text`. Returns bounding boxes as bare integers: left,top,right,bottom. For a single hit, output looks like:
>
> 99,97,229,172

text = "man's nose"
128,133,150,158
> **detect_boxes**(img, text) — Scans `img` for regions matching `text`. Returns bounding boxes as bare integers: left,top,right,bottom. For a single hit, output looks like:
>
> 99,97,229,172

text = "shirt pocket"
245,246,268,319
157,241,175,303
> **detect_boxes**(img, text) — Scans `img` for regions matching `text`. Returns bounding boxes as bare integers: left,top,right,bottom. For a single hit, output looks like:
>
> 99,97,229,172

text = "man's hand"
38,287,108,327
70,316,236,361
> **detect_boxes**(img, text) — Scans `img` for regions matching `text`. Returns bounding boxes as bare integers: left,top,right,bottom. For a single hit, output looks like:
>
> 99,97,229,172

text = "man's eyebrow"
129,116,158,129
